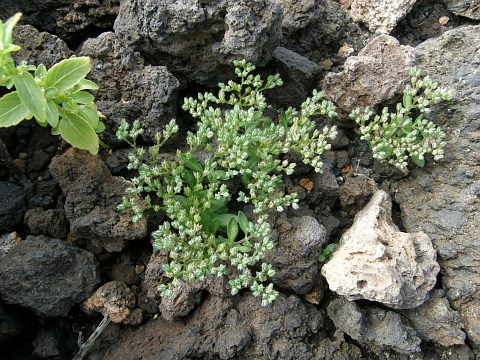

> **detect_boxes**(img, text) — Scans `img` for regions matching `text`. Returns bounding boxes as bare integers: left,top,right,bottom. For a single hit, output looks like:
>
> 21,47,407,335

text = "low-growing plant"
350,68,451,172
117,59,338,305
318,243,335,263
0,13,104,154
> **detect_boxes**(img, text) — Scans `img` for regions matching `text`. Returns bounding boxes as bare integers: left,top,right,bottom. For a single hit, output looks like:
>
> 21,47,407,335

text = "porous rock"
79,32,180,143
321,190,440,309
444,0,480,20
277,0,316,35
401,290,466,347
49,148,147,253
0,235,99,317
266,215,326,294
322,34,414,117
0,181,25,232
350,0,417,34
327,297,421,354
82,281,137,324
395,25,480,350
114,0,283,84
24,207,69,239
13,25,72,68
98,293,324,360
339,176,377,215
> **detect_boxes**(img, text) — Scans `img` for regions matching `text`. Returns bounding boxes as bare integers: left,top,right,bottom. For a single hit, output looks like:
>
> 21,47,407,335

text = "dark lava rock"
0,235,100,317
0,181,26,232
49,148,147,253
24,207,69,239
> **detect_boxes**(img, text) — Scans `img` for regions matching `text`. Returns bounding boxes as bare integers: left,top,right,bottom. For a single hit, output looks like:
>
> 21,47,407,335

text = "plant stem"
73,315,112,360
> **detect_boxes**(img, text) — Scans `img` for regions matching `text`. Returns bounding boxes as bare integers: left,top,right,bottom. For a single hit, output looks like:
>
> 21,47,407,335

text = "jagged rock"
32,329,61,359
0,232,21,258
306,164,340,209
322,190,440,309
0,235,99,317
79,32,180,142
82,281,138,324
444,0,480,20
277,0,316,35
269,46,321,106
322,34,414,118
350,0,417,33
0,182,25,232
339,176,377,215
327,297,421,354
12,25,72,68
49,148,147,253
24,208,69,239
401,290,466,346
1,0,119,43
395,25,480,350
97,293,324,360
266,215,326,294
114,0,283,84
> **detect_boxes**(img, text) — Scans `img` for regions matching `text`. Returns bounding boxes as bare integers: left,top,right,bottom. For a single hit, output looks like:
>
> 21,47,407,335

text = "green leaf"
411,154,425,167
75,79,99,91
46,100,59,127
211,219,220,235
179,153,203,173
215,214,237,229
44,57,92,95
403,92,412,111
279,112,288,128
227,216,239,242
0,92,29,127
35,64,47,79
59,112,99,154
79,106,99,128
14,72,47,122
238,211,249,236
200,211,212,234
94,121,105,134
71,90,94,104
2,13,22,48
183,169,196,189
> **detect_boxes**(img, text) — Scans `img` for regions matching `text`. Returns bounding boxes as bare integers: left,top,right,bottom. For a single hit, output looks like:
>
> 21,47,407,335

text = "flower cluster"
117,60,337,305
350,68,451,171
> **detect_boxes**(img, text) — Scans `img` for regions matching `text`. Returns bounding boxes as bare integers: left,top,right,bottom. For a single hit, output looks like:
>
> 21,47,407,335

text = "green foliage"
117,59,338,306
0,13,103,154
318,243,335,263
350,68,451,172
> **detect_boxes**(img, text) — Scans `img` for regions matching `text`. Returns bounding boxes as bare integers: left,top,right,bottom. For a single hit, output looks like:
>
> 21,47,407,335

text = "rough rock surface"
323,34,414,118
0,300,24,341
82,281,137,324
114,0,283,84
49,148,147,253
277,0,316,35
351,0,417,33
79,32,180,142
266,215,326,294
444,0,480,20
339,176,377,215
1,0,119,44
0,235,99,317
0,181,25,232
401,290,466,347
322,190,440,309
96,293,326,360
327,297,421,354
395,25,480,351
13,25,72,68
0,232,21,257
24,208,69,239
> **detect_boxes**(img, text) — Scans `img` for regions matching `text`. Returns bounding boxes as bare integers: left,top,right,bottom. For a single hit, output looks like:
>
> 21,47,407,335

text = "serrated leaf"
0,91,28,127
14,72,46,122
238,211,249,236
59,112,99,154
411,154,425,167
44,57,91,95
46,100,59,127
227,217,239,242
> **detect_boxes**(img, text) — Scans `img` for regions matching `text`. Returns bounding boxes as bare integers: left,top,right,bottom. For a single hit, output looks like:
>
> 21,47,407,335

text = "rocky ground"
0,1,479,359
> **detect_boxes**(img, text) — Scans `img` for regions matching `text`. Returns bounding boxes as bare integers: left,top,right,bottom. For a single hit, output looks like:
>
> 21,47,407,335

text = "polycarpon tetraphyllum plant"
117,59,338,306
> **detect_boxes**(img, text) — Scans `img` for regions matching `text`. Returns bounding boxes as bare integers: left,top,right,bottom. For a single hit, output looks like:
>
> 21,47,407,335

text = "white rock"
321,190,439,309
351,0,417,33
